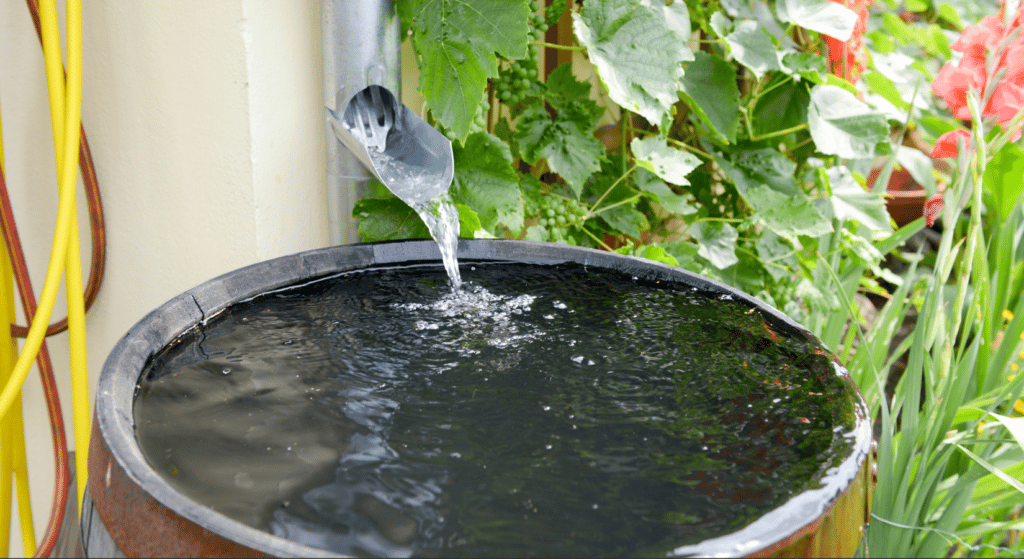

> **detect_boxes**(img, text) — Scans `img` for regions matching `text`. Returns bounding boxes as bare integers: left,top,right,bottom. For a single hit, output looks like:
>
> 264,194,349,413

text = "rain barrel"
85,240,873,557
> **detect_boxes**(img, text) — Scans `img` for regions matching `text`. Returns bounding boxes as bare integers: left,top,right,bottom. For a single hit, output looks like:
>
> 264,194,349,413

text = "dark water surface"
134,262,856,557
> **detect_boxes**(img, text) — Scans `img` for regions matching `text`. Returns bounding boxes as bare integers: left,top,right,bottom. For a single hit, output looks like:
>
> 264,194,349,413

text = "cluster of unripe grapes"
493,1,549,105
530,195,587,231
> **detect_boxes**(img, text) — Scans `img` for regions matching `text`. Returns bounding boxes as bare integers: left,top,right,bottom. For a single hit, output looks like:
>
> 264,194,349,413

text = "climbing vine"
358,0,904,325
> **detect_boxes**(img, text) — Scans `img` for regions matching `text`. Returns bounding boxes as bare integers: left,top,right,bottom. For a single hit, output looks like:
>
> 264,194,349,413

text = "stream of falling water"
367,142,462,291
410,194,461,290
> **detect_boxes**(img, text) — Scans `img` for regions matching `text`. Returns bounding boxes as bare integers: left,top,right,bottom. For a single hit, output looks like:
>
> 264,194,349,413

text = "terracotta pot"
868,167,928,228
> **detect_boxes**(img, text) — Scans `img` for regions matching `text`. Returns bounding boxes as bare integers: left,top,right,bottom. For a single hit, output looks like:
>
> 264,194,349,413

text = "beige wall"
0,1,332,550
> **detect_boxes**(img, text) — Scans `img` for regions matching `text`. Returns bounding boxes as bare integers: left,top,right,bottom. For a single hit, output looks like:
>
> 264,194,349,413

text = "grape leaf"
452,132,524,232
746,185,834,240
690,221,739,269
751,74,811,138
600,205,649,238
630,137,702,186
733,148,800,196
776,0,857,41
353,197,430,241
634,168,697,216
679,52,742,143
515,106,605,197
572,0,692,127
641,245,680,267
722,19,782,80
401,0,530,141
779,51,827,83
545,64,605,131
808,85,890,159
755,231,796,281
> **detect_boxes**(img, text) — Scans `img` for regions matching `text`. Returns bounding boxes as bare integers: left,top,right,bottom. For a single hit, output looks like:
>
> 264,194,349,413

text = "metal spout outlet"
328,85,454,207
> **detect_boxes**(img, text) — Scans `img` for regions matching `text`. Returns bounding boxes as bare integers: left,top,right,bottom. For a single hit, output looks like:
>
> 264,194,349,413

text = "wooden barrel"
85,240,873,557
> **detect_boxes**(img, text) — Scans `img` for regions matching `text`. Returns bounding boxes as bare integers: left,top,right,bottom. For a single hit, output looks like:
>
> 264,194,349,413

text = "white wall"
0,0,331,551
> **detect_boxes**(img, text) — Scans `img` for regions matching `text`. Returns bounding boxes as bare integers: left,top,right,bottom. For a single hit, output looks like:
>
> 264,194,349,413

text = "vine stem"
583,163,636,221
749,123,808,143
579,226,616,252
589,194,642,217
532,41,584,51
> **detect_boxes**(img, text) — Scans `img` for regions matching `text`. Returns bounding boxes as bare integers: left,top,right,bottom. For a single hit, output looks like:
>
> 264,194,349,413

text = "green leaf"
723,19,782,80
543,130,607,197
599,204,648,237
808,85,890,159
634,168,697,215
545,64,605,131
982,142,1024,223
776,0,857,41
755,231,796,281
752,76,811,138
402,0,530,141
352,197,429,241
452,132,524,232
827,166,893,232
863,71,910,111
747,185,833,240
795,277,839,311
690,221,739,269
515,106,606,197
926,24,952,59
641,245,679,267
680,52,742,143
733,148,799,196
779,51,828,83
456,203,490,238
937,2,963,30
630,137,702,186
662,241,700,269
572,0,692,127
904,0,928,12
957,445,1024,496
882,12,913,45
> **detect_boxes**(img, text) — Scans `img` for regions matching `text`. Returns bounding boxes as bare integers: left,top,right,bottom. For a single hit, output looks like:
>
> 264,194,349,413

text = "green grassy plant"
826,83,1024,557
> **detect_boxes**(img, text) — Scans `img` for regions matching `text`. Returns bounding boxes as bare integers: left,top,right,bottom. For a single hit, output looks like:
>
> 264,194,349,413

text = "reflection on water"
134,263,856,557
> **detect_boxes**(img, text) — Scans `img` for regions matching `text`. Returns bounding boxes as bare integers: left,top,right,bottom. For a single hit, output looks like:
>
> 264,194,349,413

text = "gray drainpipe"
321,0,401,245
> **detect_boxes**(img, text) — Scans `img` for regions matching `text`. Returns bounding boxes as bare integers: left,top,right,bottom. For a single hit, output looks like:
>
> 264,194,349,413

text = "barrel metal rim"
94,239,872,558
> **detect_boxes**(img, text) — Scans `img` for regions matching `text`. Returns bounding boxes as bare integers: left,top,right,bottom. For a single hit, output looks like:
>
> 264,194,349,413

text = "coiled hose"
0,0,107,555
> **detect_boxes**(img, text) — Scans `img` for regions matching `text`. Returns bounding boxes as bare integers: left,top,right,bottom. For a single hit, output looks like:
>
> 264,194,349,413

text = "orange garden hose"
0,0,106,556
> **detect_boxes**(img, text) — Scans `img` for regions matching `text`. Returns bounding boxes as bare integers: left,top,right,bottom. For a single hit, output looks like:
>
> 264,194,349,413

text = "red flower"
931,129,970,158
924,193,945,227
951,15,1004,59
933,4,1024,127
988,81,1024,131
932,62,986,120
824,0,872,83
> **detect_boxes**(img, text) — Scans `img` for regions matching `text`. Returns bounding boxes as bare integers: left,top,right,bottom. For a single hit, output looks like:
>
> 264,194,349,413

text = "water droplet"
545,444,552,450
542,405,551,411
592,504,599,510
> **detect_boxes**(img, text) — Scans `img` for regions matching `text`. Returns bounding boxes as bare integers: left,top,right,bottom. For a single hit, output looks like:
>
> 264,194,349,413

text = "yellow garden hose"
36,0,90,518
0,0,90,542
